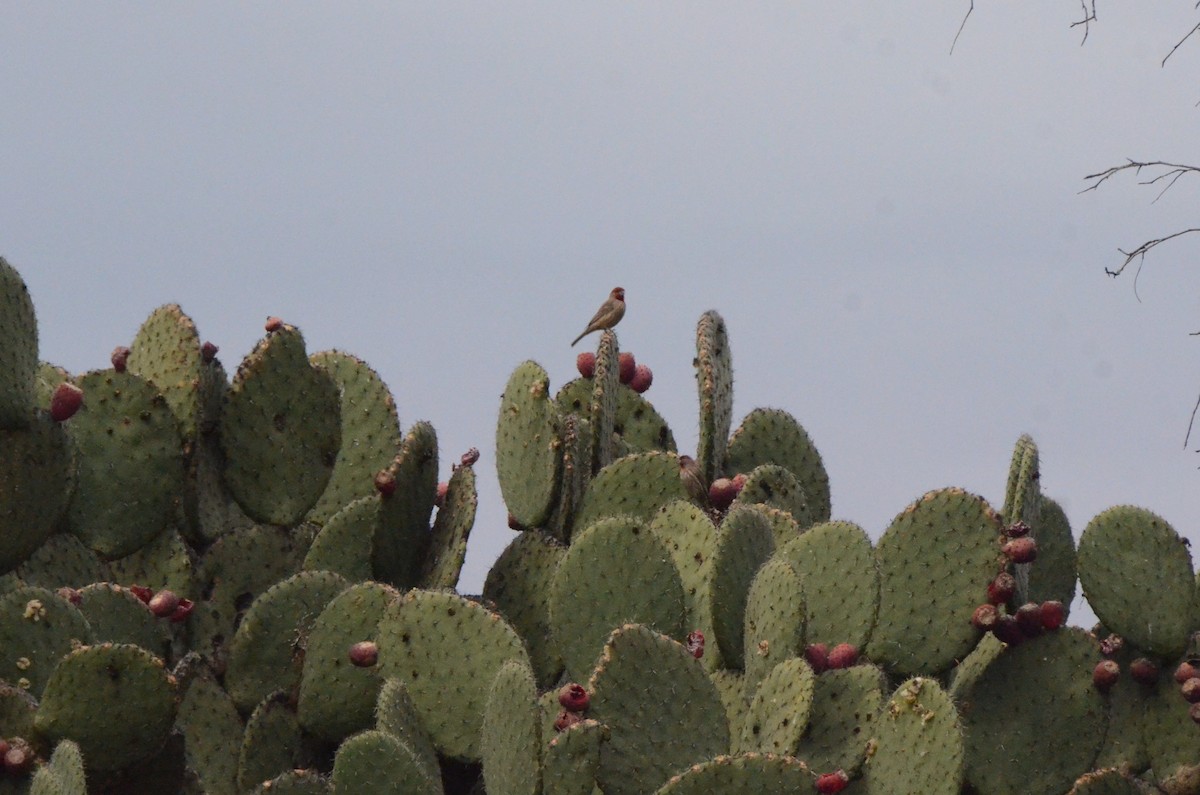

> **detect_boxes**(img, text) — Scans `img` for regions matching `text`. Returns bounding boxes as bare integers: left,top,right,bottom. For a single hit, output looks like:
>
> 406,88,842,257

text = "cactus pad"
108,527,196,600
742,557,806,697
795,664,885,777
726,407,831,523
574,451,689,531
735,464,814,528
75,583,167,656
374,677,441,784
549,516,686,681
480,658,541,795
1024,496,1077,613
0,415,72,572
708,504,776,670
654,753,814,794
556,376,676,454
1143,671,1200,793
35,643,176,772
735,656,815,755
303,495,378,582
695,310,733,484
0,586,94,698
0,258,37,430
15,534,108,590
419,462,477,589
1078,505,1195,659
866,677,963,795
220,325,341,525
496,361,562,529
332,729,443,795
588,624,729,795
375,421,438,588
482,529,566,686
777,521,878,649
543,719,606,795
30,740,87,795
126,304,205,441
176,665,245,795
649,500,721,667
866,487,1002,676
237,693,302,792
375,589,530,761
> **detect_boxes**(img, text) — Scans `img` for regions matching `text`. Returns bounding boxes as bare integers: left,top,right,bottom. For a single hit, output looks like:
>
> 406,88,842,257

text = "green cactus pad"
175,665,245,795
548,516,686,681
496,361,562,530
1067,769,1150,795
708,504,776,670
556,377,676,455
420,463,477,589
588,330,621,474
192,523,313,666
374,678,441,784
297,581,398,742
305,350,402,524
650,500,721,668
545,412,590,543
0,681,38,740
1143,671,1200,793
303,495,377,581
866,487,1002,676
654,753,814,794
220,325,341,525
482,529,566,687
126,304,205,442
375,421,438,588
108,526,196,600
0,586,94,698
481,659,541,795
1092,639,1149,774
695,310,733,484
743,557,806,698
375,589,530,761
946,631,1006,699
735,656,815,755
15,534,108,590
735,464,814,528
251,770,332,795
0,416,72,573
726,408,831,523
65,370,185,558
574,451,690,531
332,729,443,795
0,258,37,430
958,628,1107,795
224,569,348,713
1078,505,1195,659
708,669,749,743
866,677,963,795
35,643,176,772
189,422,256,546
75,583,168,656
777,521,878,649
757,504,802,546
1002,433,1040,527
1024,496,1077,613
543,719,606,795
795,664,885,777
30,740,86,795
237,693,302,792
588,624,729,795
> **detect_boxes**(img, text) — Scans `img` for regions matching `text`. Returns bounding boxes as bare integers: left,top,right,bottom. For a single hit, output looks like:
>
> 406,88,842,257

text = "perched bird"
571,287,626,346
679,454,709,507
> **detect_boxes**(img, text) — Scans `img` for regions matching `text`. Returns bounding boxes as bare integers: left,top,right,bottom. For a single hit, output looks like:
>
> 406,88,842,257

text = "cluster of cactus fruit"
2,257,1200,794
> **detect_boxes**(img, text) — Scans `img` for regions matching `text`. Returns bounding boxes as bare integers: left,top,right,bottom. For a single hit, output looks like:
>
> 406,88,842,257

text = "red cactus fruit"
1174,661,1199,684
460,448,480,468
374,469,397,497
1181,677,1200,704
265,316,284,332
558,683,590,712
56,587,82,606
110,346,131,373
576,351,596,379
1129,658,1159,685
1099,634,1125,657
804,643,830,674
1039,600,1065,631
730,472,748,493
1004,521,1031,538
554,709,583,732
617,352,636,384
991,614,1024,646
708,478,737,511
201,341,219,363
815,769,850,794
49,382,84,422
629,364,653,394
148,590,180,618
1093,660,1120,693
986,572,1016,605
3,740,32,776
971,603,998,632
169,598,194,623
129,584,154,604
827,643,859,669
686,630,705,659
1002,537,1038,564
435,481,449,508
1015,603,1044,637
348,641,379,667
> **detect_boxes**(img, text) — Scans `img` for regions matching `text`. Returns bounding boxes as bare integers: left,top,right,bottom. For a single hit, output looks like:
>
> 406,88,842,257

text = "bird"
679,454,709,507
571,287,626,346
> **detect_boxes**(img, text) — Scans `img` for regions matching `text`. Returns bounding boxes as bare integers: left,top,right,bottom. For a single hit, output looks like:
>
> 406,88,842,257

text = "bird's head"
612,287,625,301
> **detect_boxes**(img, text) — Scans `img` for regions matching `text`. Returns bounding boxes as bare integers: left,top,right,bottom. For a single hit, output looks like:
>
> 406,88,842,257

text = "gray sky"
5,5,1199,624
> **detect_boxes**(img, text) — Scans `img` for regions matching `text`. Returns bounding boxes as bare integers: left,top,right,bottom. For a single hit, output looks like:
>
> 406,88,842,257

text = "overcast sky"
5,5,1200,623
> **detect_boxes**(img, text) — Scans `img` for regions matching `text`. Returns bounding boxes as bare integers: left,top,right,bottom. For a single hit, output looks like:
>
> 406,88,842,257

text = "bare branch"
1105,228,1200,279
1070,0,1098,45
1163,21,1200,66
950,1,974,55
1185,386,1200,449
1081,159,1200,200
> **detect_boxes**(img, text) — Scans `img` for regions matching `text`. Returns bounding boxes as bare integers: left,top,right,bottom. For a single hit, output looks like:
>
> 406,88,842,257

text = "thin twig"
1070,0,1098,45
1106,228,1200,278
1081,160,1200,199
1185,387,1200,448
950,1,973,55
1163,21,1200,66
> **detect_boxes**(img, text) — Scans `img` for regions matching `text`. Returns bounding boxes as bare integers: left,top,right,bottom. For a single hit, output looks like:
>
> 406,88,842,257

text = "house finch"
571,287,626,346
679,454,709,507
